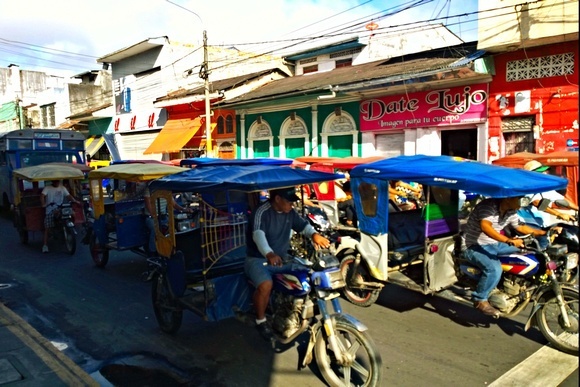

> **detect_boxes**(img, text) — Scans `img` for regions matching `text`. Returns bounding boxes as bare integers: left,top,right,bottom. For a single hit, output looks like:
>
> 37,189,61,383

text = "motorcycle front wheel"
314,318,382,387
340,254,381,307
64,226,76,255
537,288,579,355
151,273,183,334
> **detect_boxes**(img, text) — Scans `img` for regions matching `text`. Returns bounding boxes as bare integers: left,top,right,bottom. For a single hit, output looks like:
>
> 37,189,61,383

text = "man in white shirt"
40,180,79,253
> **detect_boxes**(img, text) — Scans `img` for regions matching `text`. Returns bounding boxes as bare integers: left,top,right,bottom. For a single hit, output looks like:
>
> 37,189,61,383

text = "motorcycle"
48,202,77,255
335,155,579,354
147,159,383,386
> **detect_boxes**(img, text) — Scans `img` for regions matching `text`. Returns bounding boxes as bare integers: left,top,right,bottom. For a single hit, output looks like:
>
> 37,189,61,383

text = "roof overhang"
97,38,166,63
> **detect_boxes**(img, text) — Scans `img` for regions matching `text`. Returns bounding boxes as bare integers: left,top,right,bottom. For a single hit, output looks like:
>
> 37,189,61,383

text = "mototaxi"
12,163,88,250
336,155,578,354
145,159,384,386
86,162,186,267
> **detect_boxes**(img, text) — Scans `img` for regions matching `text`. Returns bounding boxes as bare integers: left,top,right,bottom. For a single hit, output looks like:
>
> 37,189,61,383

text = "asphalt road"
0,216,577,386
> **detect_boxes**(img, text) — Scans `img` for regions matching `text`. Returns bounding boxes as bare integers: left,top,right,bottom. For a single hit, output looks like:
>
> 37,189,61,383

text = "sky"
0,0,479,76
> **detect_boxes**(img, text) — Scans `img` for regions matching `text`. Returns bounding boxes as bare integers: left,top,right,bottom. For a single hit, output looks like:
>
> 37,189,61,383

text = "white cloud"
0,0,478,74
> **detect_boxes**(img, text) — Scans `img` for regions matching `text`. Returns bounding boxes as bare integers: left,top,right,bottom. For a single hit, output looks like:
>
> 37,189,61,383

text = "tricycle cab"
348,155,570,295
87,163,186,266
12,163,87,244
148,159,343,322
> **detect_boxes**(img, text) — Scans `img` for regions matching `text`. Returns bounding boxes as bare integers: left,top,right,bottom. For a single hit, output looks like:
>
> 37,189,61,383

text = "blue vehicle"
336,155,578,354
147,159,383,386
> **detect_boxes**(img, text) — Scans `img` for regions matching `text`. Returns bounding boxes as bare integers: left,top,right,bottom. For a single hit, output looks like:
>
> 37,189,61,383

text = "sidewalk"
0,302,97,386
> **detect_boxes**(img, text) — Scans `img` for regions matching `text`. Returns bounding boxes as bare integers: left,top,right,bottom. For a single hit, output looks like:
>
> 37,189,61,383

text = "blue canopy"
149,164,343,193
350,155,568,197
179,158,293,167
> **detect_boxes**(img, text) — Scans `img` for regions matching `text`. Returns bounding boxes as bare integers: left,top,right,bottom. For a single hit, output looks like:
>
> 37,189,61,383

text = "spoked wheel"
537,288,579,355
340,254,380,307
151,273,183,334
64,226,76,255
314,318,382,387
90,233,109,267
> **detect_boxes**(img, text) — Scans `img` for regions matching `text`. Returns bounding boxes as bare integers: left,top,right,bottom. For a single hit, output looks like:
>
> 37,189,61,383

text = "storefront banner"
360,83,489,131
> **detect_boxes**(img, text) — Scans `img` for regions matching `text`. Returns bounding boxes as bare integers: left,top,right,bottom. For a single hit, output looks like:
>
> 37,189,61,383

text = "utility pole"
201,30,212,157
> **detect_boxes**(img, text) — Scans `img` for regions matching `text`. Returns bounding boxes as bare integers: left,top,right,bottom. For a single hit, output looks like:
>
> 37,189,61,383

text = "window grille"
329,47,362,59
299,57,317,65
506,52,574,82
502,116,535,154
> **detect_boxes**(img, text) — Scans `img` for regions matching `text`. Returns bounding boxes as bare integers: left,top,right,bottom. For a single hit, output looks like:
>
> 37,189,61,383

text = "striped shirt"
464,198,521,247
246,201,314,259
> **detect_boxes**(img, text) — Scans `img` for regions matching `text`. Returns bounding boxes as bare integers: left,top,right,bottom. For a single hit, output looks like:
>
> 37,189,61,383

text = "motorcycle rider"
245,187,330,340
463,196,548,317
40,179,79,253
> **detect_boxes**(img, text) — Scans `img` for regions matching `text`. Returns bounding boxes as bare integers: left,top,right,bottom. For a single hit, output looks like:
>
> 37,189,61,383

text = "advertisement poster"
359,83,489,131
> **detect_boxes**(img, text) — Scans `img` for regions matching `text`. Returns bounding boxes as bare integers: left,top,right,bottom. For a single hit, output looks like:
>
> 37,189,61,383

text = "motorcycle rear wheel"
89,233,109,267
151,274,183,334
314,318,382,387
537,288,579,355
64,226,76,255
340,255,380,307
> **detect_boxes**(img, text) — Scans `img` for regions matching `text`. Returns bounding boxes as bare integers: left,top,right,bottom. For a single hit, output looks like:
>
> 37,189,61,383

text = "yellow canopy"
88,163,186,181
13,164,85,181
143,117,202,155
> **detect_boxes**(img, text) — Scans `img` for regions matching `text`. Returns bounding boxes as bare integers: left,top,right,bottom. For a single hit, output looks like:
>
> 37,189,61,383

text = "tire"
536,288,579,355
151,274,183,334
339,254,380,307
64,226,76,255
314,318,382,387
90,233,109,267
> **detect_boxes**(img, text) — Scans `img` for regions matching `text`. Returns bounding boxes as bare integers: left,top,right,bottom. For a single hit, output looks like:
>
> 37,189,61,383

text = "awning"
85,136,106,157
143,117,202,155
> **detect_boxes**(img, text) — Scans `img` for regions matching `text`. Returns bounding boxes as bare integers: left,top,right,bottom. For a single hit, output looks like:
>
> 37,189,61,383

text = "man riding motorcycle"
40,179,79,253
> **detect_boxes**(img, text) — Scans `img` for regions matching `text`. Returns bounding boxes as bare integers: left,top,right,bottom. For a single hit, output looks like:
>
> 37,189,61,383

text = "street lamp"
166,0,213,157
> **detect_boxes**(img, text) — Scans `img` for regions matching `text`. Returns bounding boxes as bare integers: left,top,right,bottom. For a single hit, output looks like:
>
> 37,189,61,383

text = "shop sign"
359,83,488,131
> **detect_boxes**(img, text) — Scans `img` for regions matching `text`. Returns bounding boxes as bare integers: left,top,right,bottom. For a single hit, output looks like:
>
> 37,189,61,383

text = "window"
226,115,234,133
502,116,535,154
358,182,378,217
335,58,352,68
217,116,225,134
303,65,318,74
40,104,56,127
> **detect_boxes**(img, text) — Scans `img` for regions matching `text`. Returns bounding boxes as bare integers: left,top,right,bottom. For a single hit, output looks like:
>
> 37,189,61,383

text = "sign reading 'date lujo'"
359,83,489,131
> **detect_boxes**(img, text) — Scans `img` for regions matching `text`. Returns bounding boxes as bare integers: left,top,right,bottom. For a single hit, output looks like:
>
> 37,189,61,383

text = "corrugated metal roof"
221,57,462,104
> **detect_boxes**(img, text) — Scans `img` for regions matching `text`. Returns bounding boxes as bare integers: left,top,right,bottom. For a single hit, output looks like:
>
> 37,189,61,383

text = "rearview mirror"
554,199,571,209
537,198,551,211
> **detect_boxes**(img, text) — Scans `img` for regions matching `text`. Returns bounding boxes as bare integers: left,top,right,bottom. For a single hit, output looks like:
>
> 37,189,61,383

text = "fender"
335,235,358,253
524,284,579,331
332,313,369,332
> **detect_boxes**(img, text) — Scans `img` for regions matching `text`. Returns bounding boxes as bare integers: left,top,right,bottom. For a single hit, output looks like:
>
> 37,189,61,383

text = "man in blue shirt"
245,187,330,340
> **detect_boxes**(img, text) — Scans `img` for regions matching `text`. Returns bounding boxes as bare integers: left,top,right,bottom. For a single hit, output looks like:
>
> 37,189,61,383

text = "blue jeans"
464,243,519,302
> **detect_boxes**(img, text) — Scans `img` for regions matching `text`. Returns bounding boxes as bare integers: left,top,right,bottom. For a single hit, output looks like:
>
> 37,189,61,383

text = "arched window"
248,119,273,158
279,115,309,158
217,116,225,134
321,110,358,157
226,115,234,134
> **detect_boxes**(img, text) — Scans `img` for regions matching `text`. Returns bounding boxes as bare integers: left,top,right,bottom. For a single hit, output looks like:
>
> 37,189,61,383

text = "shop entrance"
441,129,477,160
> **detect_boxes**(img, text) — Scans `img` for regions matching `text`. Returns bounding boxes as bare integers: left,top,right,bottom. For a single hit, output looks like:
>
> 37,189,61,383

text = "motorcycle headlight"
565,253,578,270
61,207,74,216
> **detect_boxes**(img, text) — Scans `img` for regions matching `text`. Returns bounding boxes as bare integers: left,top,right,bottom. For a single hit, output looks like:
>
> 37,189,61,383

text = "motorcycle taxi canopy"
350,155,568,236
179,157,294,168
13,164,85,182
149,164,344,193
350,155,568,198
88,163,186,181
